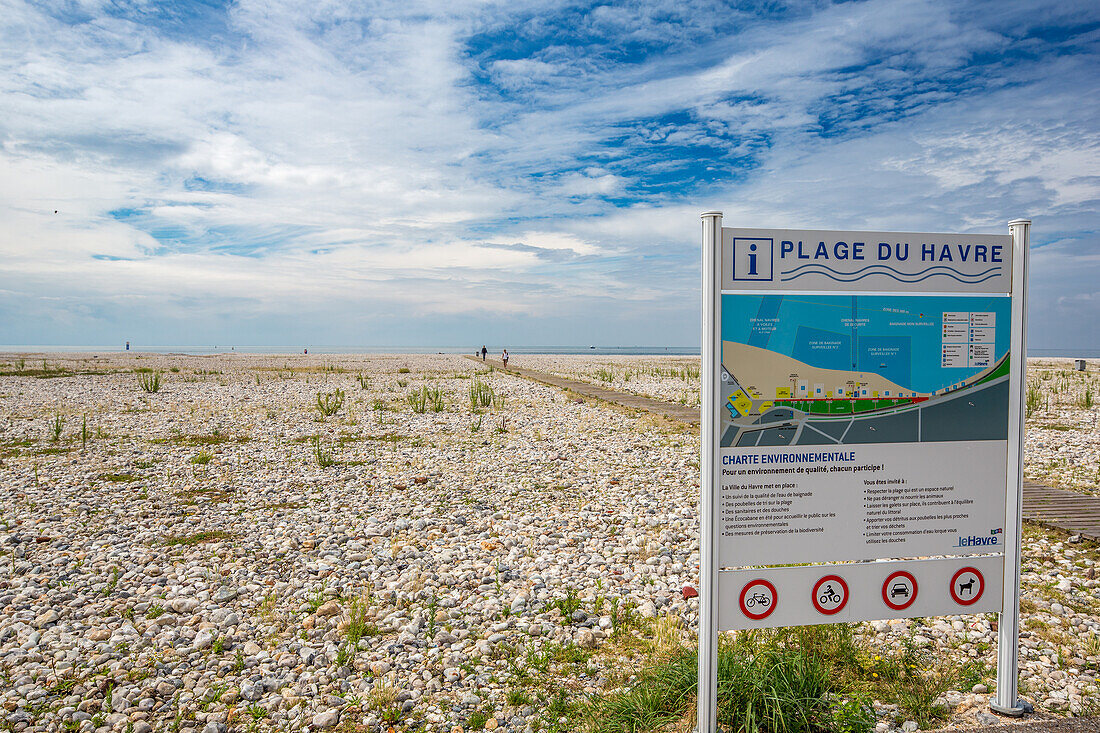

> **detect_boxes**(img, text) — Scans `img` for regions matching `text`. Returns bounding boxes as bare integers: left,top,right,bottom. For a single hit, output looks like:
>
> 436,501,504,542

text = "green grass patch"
586,625,986,733
99,473,142,483
363,432,410,442
153,431,248,446
0,368,110,379
161,531,236,546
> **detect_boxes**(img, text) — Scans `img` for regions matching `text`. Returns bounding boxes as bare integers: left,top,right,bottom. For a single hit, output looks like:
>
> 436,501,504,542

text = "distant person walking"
481,345,487,361
501,349,509,368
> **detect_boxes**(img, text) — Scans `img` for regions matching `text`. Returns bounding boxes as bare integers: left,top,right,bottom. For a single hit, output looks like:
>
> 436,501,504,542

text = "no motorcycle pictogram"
811,574,849,615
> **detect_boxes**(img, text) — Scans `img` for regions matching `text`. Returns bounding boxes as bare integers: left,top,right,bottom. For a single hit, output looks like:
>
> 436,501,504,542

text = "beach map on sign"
720,294,1012,448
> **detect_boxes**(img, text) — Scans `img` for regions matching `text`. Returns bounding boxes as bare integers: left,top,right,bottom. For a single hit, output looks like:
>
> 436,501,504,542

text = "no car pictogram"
882,570,918,611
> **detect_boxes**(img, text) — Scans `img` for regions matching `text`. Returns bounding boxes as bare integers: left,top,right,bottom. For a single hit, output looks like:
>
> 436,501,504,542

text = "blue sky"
1,0,1097,349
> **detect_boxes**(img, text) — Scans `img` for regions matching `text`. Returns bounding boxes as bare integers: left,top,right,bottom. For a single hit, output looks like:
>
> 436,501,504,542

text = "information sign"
698,215,1031,732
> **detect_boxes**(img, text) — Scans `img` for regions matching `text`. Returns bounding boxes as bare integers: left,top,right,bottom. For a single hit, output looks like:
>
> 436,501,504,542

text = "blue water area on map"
747,295,784,348
792,326,851,371
857,335,912,388
722,294,1011,394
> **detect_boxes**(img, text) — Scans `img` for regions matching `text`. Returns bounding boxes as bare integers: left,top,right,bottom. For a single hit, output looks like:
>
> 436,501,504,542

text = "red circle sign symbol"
811,574,849,615
739,579,778,621
950,567,985,606
882,570,918,611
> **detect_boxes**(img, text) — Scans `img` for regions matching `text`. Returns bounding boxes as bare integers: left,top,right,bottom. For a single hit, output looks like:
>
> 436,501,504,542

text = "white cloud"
0,0,1097,347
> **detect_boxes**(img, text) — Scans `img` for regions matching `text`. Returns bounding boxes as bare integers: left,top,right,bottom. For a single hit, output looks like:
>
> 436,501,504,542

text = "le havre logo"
732,237,773,281
955,528,1002,547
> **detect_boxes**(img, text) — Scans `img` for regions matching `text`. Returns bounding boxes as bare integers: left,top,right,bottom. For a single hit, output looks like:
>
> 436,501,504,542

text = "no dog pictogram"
950,567,985,606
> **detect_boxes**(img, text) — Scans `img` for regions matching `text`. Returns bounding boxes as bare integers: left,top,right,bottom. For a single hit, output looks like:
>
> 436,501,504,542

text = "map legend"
941,312,994,368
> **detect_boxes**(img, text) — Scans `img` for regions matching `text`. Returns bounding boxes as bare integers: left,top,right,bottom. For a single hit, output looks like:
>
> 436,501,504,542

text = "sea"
1,345,1097,358
0,345,701,356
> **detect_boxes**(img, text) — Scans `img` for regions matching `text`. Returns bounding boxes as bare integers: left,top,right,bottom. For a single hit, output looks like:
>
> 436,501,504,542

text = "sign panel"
722,228,1011,293
717,556,1003,630
719,442,1007,566
698,216,1030,730
718,232,1013,569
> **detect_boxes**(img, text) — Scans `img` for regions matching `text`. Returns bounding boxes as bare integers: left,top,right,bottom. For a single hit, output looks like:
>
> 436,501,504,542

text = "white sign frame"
697,214,1031,731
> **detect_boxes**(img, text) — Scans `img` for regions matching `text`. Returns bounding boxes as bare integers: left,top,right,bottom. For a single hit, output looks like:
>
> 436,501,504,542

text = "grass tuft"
316,388,345,417
138,371,162,393
469,378,494,410
161,531,235,546
586,624,980,733
312,436,335,468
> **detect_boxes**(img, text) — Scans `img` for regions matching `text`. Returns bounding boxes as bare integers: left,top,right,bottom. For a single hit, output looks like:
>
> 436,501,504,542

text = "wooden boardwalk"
1023,482,1100,541
472,355,1100,542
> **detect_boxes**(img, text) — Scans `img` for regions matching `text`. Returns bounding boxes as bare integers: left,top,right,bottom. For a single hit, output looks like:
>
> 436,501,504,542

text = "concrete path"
929,718,1100,733
471,355,1100,542
467,355,700,425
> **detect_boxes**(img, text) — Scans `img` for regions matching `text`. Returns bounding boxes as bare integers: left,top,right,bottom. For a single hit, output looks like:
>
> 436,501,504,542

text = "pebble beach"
0,353,1097,733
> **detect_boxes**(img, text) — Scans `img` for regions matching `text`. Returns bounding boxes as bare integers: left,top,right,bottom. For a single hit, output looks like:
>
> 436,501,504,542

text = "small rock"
312,710,340,729
971,683,989,694
168,597,199,614
682,585,698,599
484,717,499,731
35,609,59,628
315,600,341,617
240,680,261,701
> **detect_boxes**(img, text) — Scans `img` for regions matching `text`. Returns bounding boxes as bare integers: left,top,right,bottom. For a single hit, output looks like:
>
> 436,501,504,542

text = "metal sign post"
697,213,1029,730
992,219,1031,716
697,212,722,731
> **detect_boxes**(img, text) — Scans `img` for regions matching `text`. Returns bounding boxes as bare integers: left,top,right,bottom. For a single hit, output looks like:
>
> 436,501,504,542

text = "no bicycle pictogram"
950,567,985,606
739,579,778,620
811,574,849,615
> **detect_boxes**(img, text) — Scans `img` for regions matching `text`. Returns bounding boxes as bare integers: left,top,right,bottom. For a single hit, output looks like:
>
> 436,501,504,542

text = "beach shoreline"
0,353,1096,731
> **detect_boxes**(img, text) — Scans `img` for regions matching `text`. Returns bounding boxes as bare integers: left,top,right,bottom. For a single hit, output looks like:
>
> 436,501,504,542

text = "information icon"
739,579,778,621
811,574,849,615
950,567,985,606
882,570,918,611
